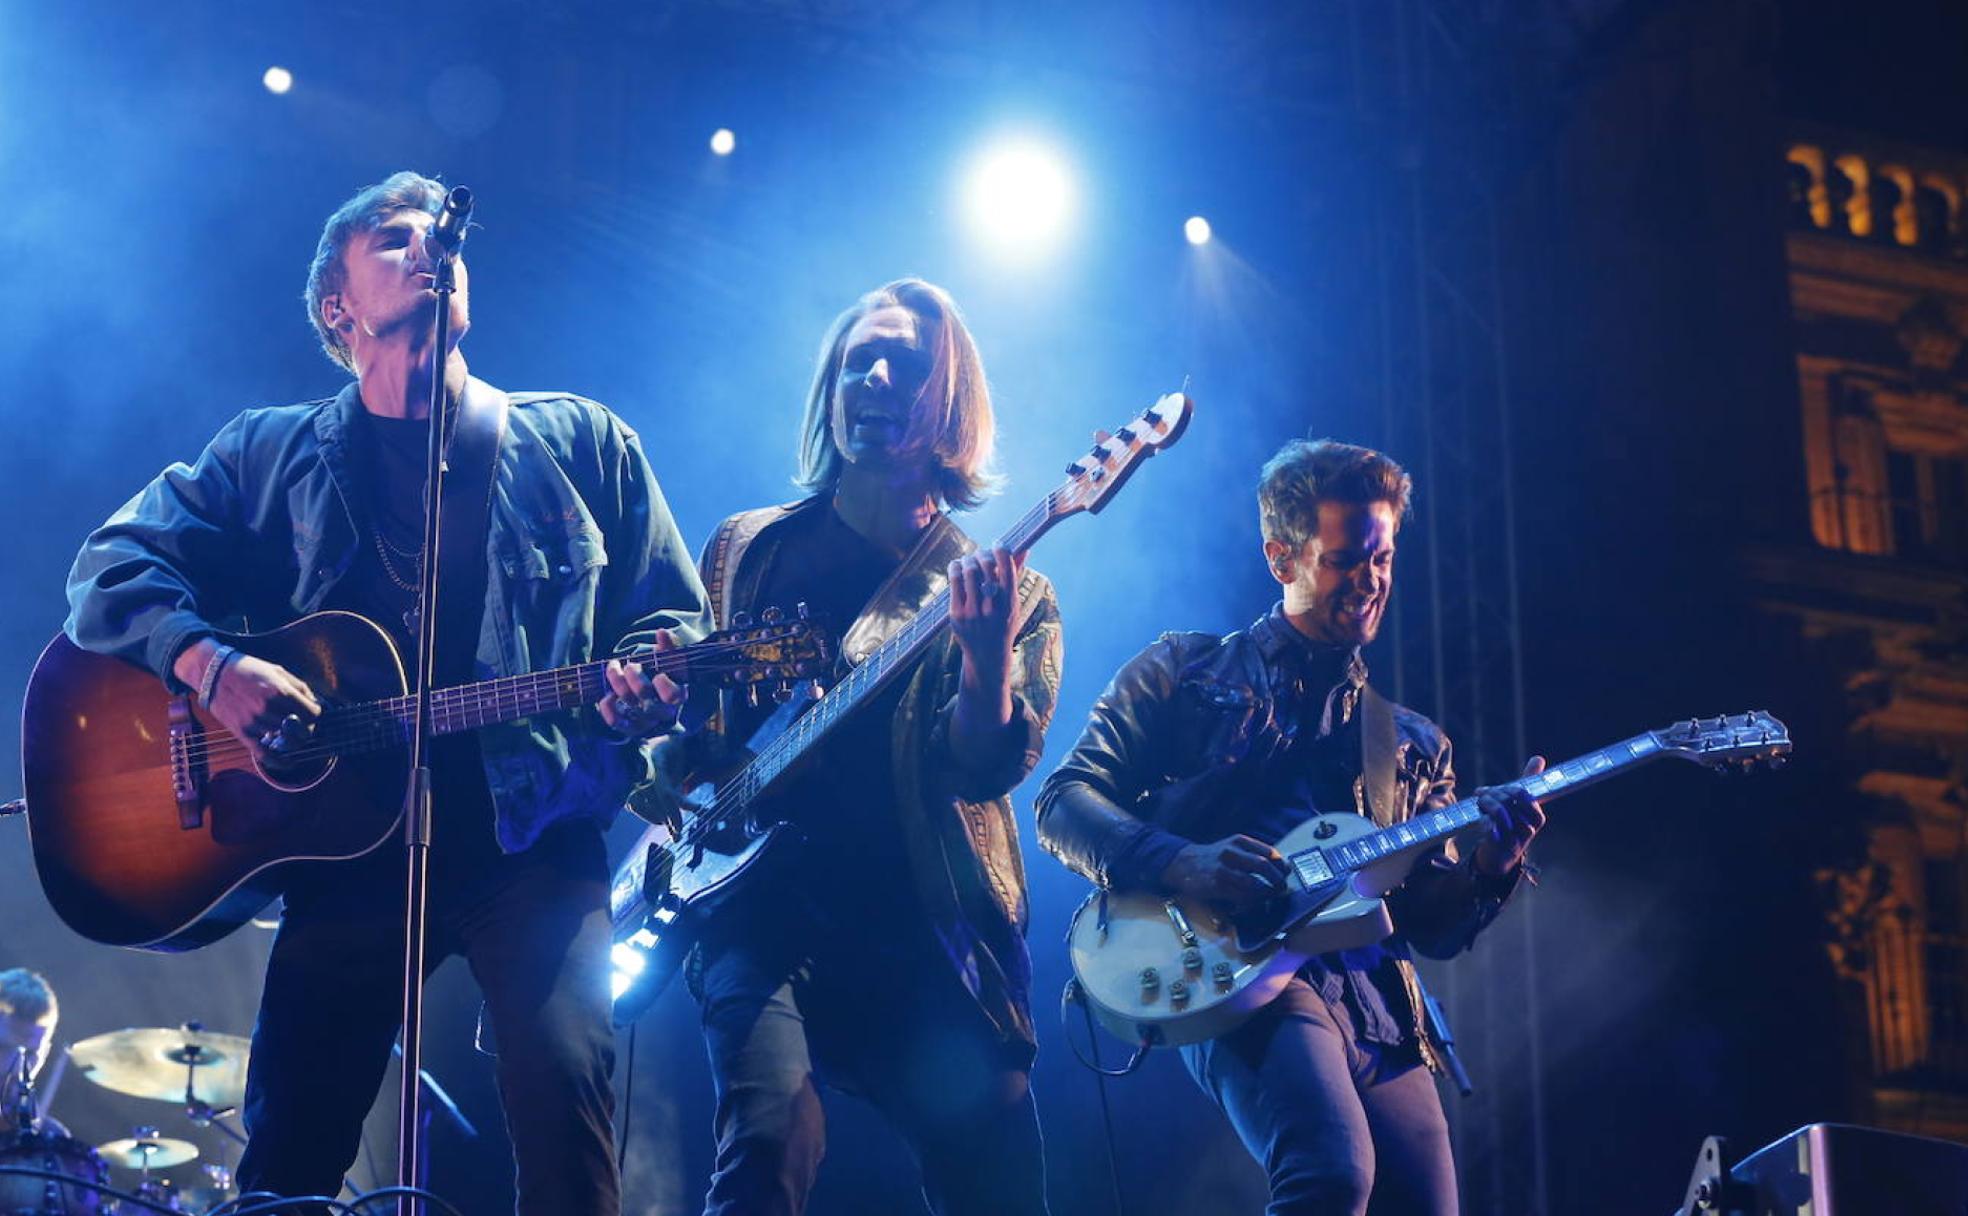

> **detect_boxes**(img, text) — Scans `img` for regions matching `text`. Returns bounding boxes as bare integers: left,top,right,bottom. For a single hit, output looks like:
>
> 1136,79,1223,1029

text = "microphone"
427,185,474,261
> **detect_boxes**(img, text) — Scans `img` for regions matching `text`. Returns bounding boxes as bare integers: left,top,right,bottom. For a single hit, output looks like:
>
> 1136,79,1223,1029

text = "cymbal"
97,1135,199,1170
68,1027,251,1108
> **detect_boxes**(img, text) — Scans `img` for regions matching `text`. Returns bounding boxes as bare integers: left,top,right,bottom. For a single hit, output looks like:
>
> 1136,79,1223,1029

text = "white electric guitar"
1067,711,1791,1047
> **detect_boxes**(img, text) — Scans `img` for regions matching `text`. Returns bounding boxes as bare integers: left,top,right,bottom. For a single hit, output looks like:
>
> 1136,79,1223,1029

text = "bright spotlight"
262,66,293,95
1184,216,1212,246
960,138,1076,261
710,128,736,156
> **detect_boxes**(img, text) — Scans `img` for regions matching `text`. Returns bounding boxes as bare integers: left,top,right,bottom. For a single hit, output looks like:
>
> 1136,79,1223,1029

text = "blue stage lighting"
959,137,1076,262
710,128,736,156
1185,215,1212,245
262,66,293,95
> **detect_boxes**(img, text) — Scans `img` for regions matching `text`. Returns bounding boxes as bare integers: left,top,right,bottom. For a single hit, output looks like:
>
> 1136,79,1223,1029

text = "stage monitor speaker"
1728,1122,1968,1214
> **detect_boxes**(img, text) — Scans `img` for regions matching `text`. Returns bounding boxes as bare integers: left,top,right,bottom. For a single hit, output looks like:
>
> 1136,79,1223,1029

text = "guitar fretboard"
1298,732,1666,876
286,652,692,757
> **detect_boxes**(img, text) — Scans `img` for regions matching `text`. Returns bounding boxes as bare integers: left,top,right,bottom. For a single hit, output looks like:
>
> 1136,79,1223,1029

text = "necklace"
376,527,422,558
373,529,423,592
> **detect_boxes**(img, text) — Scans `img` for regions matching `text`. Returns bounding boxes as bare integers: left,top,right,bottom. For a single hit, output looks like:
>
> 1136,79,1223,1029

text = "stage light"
1185,216,1212,246
710,128,736,156
959,137,1076,261
262,66,293,95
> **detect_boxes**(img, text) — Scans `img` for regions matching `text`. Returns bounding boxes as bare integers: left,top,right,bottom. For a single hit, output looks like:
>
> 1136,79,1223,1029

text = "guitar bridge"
168,696,205,830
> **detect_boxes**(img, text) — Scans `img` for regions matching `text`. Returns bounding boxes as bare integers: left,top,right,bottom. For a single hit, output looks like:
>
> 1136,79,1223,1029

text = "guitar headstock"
1050,392,1194,522
668,614,831,688
1653,711,1792,773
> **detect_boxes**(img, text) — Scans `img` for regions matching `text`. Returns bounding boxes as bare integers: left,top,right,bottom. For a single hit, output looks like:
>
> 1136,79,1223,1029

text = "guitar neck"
370,652,688,738
725,491,1063,804
1321,732,1666,874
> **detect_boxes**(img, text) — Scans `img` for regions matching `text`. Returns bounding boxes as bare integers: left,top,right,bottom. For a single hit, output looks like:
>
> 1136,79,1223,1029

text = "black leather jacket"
1036,607,1520,964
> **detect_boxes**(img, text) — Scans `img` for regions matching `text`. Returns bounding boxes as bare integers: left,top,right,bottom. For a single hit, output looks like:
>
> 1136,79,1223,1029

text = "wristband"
198,644,238,709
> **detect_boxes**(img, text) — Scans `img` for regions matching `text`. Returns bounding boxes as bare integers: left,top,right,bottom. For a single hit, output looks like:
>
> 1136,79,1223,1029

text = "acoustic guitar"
20,610,824,951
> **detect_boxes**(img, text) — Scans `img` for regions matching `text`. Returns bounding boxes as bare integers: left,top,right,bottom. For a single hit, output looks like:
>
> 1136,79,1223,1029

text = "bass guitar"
1066,711,1791,1047
607,392,1195,1021
20,610,825,951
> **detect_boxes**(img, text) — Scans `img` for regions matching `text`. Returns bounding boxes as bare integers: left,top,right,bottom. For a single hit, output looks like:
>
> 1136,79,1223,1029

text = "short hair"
303,171,448,373
795,278,1002,511
0,969,56,1026
1258,438,1413,551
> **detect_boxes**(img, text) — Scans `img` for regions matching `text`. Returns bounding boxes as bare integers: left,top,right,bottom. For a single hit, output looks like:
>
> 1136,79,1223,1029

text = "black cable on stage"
207,1190,365,1216
1057,979,1149,1216
1085,997,1129,1216
1058,978,1152,1078
618,1019,638,1173
210,1185,466,1216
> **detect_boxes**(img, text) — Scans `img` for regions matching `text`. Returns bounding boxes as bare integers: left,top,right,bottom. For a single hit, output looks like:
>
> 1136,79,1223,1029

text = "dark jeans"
1179,976,1456,1216
235,818,619,1216
693,913,1049,1216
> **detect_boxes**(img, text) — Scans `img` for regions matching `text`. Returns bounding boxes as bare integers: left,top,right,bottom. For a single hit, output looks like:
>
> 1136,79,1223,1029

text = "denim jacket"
65,379,712,853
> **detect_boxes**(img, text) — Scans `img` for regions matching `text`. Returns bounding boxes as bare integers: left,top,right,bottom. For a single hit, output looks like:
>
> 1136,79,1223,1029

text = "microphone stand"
396,188,469,1216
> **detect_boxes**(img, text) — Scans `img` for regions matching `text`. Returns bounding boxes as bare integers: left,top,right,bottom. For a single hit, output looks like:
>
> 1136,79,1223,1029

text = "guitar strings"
177,635,770,765
175,636,784,768
658,487,1061,859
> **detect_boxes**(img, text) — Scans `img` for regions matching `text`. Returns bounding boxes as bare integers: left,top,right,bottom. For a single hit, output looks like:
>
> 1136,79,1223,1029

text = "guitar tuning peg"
745,685,760,708
732,611,753,628
1092,429,1113,446
795,601,810,620
761,606,784,625
772,680,795,704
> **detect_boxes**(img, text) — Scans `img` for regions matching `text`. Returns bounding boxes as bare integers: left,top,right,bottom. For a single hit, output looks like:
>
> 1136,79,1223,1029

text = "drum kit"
2,1023,248,1214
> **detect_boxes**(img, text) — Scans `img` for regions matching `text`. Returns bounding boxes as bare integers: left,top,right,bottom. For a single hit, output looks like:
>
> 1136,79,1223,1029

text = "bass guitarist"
636,278,1062,1216
62,172,711,1215
1035,438,1544,1216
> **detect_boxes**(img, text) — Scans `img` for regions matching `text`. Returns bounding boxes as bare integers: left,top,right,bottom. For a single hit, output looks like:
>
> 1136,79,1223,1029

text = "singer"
62,171,712,1215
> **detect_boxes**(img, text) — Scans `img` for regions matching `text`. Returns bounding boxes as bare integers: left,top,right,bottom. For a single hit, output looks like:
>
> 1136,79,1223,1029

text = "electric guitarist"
1036,438,1543,1216
634,279,1062,1216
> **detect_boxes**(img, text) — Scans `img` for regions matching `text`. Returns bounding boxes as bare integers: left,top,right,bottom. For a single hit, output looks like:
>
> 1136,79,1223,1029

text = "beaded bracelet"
198,644,238,710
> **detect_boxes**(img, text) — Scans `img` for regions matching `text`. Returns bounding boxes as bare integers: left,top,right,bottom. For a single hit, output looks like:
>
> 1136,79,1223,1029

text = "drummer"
0,968,61,1133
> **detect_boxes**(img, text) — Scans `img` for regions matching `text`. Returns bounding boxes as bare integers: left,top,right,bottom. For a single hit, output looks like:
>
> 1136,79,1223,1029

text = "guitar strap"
838,513,972,667
1359,684,1400,829
1358,681,1461,1083
431,376,509,683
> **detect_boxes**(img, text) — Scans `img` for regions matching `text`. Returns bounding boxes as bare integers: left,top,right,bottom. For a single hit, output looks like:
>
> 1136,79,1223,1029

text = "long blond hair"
795,278,1002,510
